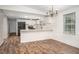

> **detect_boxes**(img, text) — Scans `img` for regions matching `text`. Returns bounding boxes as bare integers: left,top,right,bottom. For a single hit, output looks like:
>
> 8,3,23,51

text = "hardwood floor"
0,35,79,54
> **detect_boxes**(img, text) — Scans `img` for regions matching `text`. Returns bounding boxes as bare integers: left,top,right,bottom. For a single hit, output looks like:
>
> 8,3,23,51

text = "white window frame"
63,12,75,35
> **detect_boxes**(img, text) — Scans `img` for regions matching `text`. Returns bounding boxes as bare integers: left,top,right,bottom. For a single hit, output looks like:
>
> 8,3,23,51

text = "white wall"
51,6,79,48
8,19,16,33
0,12,4,45
3,16,8,39
47,16,57,33
0,10,8,45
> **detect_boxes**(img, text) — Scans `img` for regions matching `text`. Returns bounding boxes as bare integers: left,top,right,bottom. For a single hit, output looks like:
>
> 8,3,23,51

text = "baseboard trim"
9,32,16,36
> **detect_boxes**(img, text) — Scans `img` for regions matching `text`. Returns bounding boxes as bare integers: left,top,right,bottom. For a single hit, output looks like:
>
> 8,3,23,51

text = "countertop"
20,29,53,32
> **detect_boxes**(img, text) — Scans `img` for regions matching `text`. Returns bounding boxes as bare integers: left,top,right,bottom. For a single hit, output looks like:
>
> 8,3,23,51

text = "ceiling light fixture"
45,5,58,17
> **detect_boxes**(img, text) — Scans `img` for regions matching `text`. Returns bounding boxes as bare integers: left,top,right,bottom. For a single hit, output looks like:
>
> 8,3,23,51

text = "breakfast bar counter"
20,30,53,43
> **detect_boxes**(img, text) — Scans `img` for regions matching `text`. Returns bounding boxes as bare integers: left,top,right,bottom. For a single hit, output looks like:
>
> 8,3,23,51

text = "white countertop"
20,29,53,32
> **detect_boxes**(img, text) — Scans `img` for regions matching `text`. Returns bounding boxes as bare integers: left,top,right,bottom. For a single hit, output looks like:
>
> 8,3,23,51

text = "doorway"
8,18,16,36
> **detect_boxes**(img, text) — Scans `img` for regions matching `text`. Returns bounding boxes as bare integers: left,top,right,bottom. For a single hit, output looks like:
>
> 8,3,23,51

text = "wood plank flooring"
0,35,79,54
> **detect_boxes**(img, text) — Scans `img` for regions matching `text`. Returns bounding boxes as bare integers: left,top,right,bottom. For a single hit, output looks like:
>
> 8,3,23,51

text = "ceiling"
0,5,78,19
25,5,78,12
25,5,51,12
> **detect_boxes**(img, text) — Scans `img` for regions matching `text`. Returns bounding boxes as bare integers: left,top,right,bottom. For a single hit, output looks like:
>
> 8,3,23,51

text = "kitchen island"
20,30,53,43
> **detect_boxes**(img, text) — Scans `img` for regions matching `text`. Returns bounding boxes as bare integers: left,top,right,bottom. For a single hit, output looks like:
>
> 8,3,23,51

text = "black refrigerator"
18,22,26,36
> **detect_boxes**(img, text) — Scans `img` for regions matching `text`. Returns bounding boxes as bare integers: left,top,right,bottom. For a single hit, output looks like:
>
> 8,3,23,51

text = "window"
64,12,75,34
